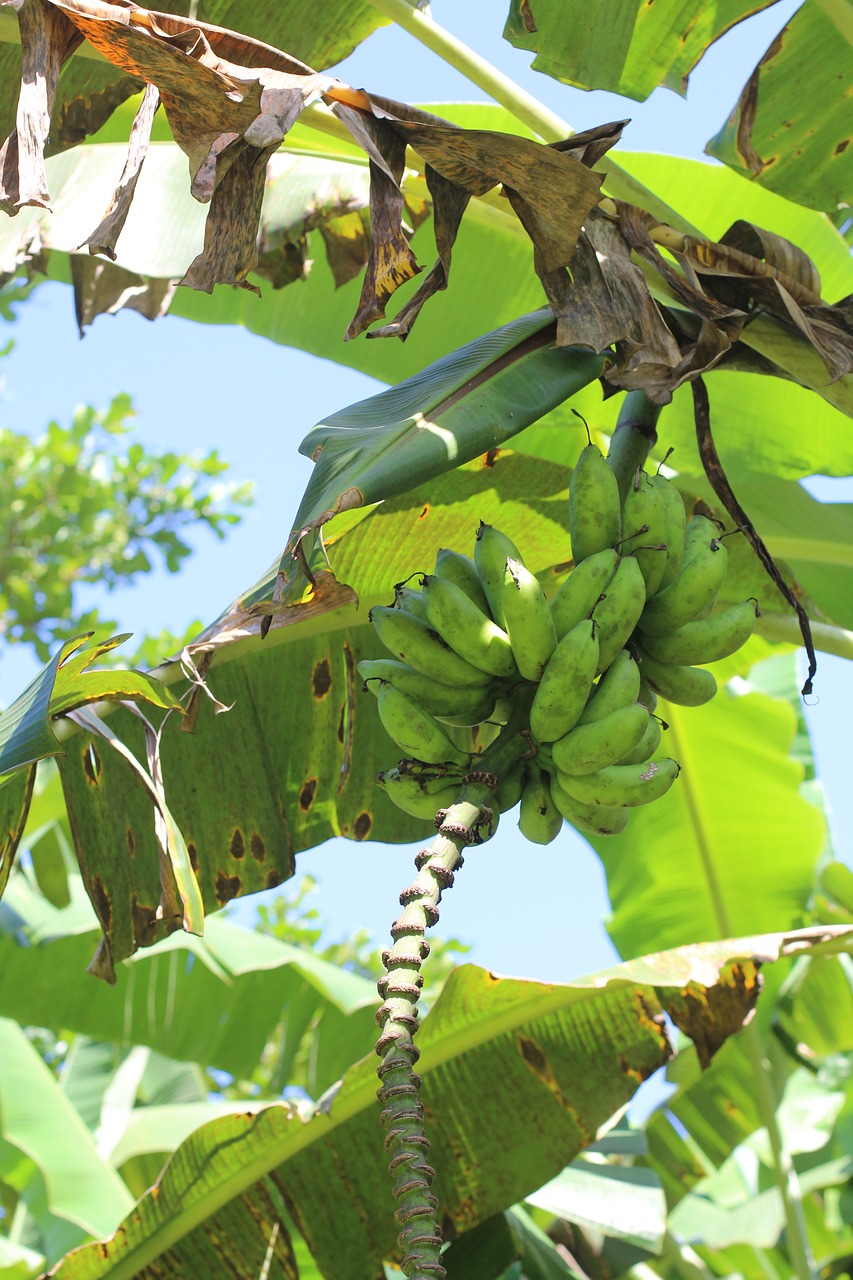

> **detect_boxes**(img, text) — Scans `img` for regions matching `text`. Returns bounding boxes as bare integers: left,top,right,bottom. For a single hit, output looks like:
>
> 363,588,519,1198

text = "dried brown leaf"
0,0,83,214
84,81,160,259
70,254,176,332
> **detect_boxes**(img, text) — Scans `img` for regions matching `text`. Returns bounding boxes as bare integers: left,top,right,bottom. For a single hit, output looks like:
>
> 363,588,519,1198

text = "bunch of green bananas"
360,438,759,848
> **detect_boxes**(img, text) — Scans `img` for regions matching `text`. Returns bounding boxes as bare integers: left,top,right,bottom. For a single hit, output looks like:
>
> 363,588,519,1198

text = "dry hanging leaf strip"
70,254,176,333
366,164,471,341
615,201,743,324
0,0,83,214
85,81,160,259
336,111,421,340
692,375,817,695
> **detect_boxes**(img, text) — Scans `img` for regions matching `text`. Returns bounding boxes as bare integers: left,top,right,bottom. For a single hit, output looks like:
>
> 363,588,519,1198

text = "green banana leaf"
46,927,852,1280
442,1205,581,1279
589,656,826,961
0,881,379,1093
0,1019,133,1247
706,1,853,213
261,310,603,611
0,641,70,778
502,0,779,101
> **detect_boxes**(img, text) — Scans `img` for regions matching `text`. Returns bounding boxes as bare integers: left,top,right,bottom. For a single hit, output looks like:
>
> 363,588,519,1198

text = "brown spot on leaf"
230,827,245,860
312,658,332,699
520,0,537,32
90,875,112,932
131,896,159,944
187,841,199,873
299,778,318,811
482,447,501,468
265,869,282,890
82,742,102,785
836,139,849,155
337,703,346,744
418,503,430,521
126,828,136,858
250,832,265,862
353,811,372,841
215,871,242,906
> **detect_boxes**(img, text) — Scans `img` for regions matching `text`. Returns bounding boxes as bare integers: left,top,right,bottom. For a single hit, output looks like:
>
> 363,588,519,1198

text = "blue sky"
2,0,849,1005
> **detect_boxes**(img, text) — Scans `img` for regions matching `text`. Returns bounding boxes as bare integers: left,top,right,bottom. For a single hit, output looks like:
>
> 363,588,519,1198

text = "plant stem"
374,689,534,1279
606,391,661,504
363,0,571,142
362,0,701,232
755,612,853,662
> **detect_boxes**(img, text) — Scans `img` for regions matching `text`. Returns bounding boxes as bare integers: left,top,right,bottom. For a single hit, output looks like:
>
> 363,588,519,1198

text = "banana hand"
379,764,465,819
621,470,668,596
557,757,681,807
357,658,497,722
433,547,492,615
591,555,646,673
421,573,519,679
550,776,629,837
376,680,472,765
578,649,641,724
636,647,718,707
639,538,728,637
619,712,663,765
569,442,622,563
649,473,686,591
518,767,563,845
550,548,619,641
501,557,557,681
474,522,523,626
529,619,599,743
640,599,758,667
369,605,494,688
551,701,649,776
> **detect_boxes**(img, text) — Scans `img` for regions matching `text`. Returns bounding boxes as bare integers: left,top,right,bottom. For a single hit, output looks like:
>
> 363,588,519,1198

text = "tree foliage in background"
0,1,852,1279
0,309,252,661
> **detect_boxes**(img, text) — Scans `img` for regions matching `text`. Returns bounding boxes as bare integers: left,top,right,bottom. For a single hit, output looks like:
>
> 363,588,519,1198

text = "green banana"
619,712,663,765
378,765,464,819
639,600,759,667
393,584,431,622
376,680,471,765
369,606,494,688
650,473,686,590
518,767,563,845
638,538,728,637
551,701,649,776
501,557,557,681
638,679,658,713
550,548,619,641
578,649,641,725
621,470,669,596
569,442,622,563
474,522,523,626
421,573,519,679
636,647,718,707
557,757,681,808
549,776,629,837
591,555,647,672
529,619,599,743
433,547,492,616
495,758,526,813
357,659,496,722
683,513,723,564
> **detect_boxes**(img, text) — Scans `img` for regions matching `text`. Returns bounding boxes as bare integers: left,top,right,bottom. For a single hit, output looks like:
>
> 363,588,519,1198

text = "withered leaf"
84,81,160,259
0,0,83,215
